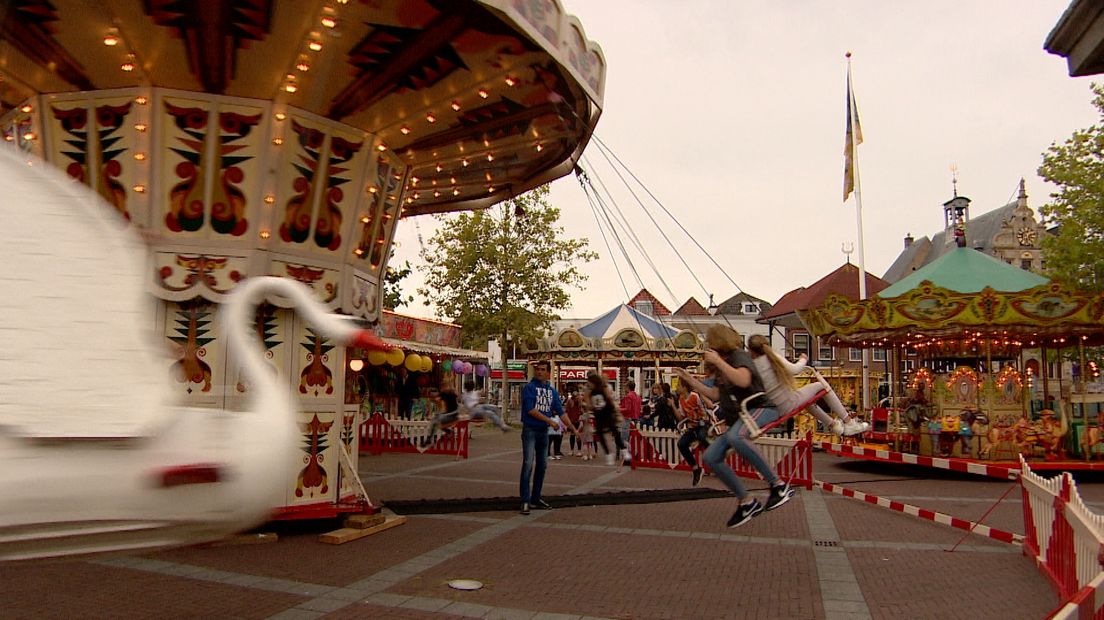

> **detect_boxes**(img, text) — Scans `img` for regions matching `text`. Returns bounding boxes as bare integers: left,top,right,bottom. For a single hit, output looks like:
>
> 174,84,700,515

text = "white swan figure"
0,147,391,561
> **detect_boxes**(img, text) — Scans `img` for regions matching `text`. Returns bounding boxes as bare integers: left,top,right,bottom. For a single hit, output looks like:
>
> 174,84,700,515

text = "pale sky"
391,0,1098,322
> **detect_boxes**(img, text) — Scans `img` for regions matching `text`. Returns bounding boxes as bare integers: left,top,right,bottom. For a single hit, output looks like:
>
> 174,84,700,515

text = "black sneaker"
520,502,531,515
765,482,795,511
691,468,703,487
533,499,553,510
726,500,764,528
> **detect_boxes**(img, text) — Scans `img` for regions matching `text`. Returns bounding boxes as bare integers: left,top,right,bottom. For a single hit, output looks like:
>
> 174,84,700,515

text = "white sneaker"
621,449,632,463
841,419,869,436
830,419,844,435
605,453,615,466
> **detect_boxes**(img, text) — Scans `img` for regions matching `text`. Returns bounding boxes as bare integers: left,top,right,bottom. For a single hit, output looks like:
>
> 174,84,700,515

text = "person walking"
674,380,712,486
519,361,564,515
673,325,795,528
564,386,585,456
619,380,642,448
584,372,630,465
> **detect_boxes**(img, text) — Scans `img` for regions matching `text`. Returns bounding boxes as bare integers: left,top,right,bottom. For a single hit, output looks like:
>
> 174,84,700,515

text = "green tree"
418,183,597,359
1039,83,1104,291
382,253,414,310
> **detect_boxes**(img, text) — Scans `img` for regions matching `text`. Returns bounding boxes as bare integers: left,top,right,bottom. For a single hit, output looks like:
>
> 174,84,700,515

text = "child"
578,409,596,460
461,380,511,431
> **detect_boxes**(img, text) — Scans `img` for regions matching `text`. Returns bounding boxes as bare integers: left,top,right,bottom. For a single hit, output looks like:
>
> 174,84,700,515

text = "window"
1021,258,1033,270
902,359,914,372
849,348,862,362
792,333,810,359
634,300,655,316
817,338,834,361
742,302,760,314
872,349,886,362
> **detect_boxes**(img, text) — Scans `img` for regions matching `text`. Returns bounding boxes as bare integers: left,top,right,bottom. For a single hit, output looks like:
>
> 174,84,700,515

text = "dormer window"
742,302,759,314
634,300,654,316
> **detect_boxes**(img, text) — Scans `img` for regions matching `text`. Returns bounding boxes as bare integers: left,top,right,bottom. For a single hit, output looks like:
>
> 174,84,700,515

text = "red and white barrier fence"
815,441,1019,480
359,413,470,458
814,480,1022,545
1020,457,1104,619
629,428,813,490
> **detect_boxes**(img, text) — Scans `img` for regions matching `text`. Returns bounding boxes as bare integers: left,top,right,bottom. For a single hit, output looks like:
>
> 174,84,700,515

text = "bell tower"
943,168,971,248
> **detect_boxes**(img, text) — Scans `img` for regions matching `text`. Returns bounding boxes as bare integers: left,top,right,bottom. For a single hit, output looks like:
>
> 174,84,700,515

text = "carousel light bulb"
410,176,419,185
103,33,119,47
354,247,365,256
451,100,461,111
272,137,284,145
321,16,337,28
275,112,287,121
22,132,35,141
450,176,457,184
478,88,489,99
453,188,460,196
135,96,148,105
296,58,310,72
377,143,387,151
121,59,135,72
486,153,494,162
426,113,436,123
349,359,364,371
504,76,517,86
360,215,370,223
260,230,271,239
400,125,411,135
487,185,495,193
367,185,378,193
308,39,323,51
132,184,145,193
133,152,146,161
263,194,275,204
19,104,32,113
535,143,544,152
461,158,469,167
433,190,440,198
435,163,443,173
284,82,298,93
406,197,413,204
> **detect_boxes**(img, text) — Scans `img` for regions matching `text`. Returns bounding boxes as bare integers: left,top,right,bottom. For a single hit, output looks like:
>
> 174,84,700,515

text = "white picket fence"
1021,456,1104,619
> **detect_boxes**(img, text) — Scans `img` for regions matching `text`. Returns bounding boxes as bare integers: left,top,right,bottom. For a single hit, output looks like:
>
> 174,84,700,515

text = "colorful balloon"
367,350,387,366
475,364,488,377
386,348,406,367
452,361,465,374
442,359,453,372
420,355,432,373
405,353,421,372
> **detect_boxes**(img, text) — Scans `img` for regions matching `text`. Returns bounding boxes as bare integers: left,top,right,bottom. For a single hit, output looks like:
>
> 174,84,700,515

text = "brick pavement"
0,431,1066,619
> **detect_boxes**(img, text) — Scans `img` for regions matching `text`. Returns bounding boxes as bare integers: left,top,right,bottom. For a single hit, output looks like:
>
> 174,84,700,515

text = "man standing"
519,361,564,515
619,380,642,447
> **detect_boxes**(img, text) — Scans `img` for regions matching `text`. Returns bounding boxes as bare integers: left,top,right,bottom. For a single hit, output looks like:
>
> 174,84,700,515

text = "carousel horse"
1081,411,1104,460
0,148,392,561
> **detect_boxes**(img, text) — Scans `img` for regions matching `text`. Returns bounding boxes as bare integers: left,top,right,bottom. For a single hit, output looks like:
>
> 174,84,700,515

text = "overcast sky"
391,0,1098,321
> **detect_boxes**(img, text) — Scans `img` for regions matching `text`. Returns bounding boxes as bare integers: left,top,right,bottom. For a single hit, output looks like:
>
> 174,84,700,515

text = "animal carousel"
0,0,604,557
797,246,1104,471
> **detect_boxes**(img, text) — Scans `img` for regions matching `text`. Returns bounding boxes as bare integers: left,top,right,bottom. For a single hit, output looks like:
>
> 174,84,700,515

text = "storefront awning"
380,338,489,360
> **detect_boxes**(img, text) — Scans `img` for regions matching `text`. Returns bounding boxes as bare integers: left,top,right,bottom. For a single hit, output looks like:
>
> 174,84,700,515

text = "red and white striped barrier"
815,441,1019,480
359,414,470,458
814,480,1022,545
1020,457,1104,619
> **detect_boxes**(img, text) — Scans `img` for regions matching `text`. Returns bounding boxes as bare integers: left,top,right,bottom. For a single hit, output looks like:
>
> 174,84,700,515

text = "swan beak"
350,330,393,351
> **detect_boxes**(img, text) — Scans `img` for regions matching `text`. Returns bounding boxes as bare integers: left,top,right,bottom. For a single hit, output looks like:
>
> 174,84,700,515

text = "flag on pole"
843,61,863,202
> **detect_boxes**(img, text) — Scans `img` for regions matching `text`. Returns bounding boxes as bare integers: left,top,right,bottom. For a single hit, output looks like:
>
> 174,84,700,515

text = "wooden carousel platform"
815,439,1104,479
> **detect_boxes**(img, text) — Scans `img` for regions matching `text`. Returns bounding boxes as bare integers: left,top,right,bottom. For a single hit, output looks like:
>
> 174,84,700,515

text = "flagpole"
846,52,870,414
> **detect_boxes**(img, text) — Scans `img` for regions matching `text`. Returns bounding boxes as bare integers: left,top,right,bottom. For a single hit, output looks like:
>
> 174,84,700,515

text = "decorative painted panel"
288,411,338,505
346,270,381,321
293,313,341,399
367,152,406,270
210,101,267,238
159,95,214,238
231,304,290,400
378,310,462,347
153,251,249,301
276,115,369,255
269,257,341,308
161,298,226,406
45,93,140,221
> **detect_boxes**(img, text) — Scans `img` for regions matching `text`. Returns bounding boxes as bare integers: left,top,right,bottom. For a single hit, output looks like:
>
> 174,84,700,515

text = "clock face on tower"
1017,227,1037,246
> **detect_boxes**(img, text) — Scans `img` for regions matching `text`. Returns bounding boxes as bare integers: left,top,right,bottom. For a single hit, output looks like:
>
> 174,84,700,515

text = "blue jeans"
520,426,550,503
703,407,781,500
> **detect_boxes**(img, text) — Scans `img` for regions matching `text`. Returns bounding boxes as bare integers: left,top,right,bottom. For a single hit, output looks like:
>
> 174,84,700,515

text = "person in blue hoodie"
519,360,565,515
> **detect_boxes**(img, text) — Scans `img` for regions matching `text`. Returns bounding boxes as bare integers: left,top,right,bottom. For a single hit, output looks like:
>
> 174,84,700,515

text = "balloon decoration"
452,361,465,374
386,348,405,367
475,364,488,377
420,355,433,373
442,359,453,373
367,350,387,366
405,353,422,372
460,361,472,374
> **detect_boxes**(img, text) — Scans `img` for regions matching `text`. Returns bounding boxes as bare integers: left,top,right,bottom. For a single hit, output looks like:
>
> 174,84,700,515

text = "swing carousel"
0,0,604,528
798,246,1104,472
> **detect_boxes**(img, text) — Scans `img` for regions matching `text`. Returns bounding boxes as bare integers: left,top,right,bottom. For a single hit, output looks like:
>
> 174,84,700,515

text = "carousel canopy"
879,247,1048,297
798,249,1104,348
578,304,680,340
0,0,605,216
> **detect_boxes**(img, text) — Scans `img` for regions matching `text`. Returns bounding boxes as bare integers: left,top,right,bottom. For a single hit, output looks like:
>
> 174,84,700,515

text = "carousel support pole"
1079,339,1086,394
1042,342,1050,415
1020,344,1028,419
984,337,991,413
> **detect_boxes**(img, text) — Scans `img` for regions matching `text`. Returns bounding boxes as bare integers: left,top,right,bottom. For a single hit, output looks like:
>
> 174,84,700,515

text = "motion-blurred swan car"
0,147,390,561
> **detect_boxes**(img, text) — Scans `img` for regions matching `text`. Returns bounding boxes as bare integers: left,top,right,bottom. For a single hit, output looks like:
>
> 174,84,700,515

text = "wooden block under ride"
319,515,407,545
344,513,386,529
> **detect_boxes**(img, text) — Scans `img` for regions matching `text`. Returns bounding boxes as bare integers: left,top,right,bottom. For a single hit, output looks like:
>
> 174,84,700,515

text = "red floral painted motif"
164,102,210,232
167,300,215,394
52,102,133,219
209,110,261,236
295,414,333,498
299,328,334,395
